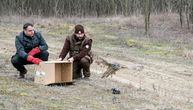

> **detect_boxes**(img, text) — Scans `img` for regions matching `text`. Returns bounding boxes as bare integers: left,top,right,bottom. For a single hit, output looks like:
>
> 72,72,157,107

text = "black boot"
19,70,27,79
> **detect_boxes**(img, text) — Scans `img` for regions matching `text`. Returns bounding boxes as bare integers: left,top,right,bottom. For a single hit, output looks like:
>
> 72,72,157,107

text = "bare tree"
144,0,152,35
185,0,190,29
191,0,193,29
0,0,191,19
178,0,184,28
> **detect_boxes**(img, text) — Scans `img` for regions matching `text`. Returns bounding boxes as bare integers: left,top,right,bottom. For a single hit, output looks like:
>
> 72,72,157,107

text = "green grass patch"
126,38,179,57
0,103,5,109
47,23,73,36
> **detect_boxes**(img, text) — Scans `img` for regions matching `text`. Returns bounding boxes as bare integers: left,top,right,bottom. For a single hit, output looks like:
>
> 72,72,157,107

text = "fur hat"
75,24,84,34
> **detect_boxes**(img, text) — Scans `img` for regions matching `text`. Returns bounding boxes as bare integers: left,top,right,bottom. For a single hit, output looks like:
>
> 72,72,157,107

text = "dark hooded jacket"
59,34,92,61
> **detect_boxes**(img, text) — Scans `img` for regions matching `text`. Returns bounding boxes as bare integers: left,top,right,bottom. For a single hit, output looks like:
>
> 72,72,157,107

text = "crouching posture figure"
58,24,93,79
11,23,49,79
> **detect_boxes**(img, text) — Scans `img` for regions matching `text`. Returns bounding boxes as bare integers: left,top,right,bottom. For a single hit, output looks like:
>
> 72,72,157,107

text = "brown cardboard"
35,61,73,85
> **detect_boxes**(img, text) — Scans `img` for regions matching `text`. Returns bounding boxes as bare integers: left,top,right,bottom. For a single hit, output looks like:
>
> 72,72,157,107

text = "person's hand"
28,47,41,56
27,55,42,64
57,58,62,61
68,57,74,62
32,58,42,64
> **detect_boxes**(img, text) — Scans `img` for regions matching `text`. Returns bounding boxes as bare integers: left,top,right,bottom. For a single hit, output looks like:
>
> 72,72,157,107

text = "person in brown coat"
58,24,93,79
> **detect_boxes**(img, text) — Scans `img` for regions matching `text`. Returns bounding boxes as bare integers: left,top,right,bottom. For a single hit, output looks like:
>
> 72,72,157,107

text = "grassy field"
1,14,193,109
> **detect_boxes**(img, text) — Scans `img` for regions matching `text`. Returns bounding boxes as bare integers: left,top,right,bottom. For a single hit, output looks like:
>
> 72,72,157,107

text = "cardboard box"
35,61,73,85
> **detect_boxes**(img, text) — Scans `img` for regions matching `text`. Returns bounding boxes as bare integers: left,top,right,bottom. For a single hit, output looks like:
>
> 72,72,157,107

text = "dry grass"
1,14,193,109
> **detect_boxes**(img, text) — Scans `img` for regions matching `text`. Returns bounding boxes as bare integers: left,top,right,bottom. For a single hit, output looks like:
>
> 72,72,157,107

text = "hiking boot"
83,76,90,81
19,74,25,79
19,70,27,79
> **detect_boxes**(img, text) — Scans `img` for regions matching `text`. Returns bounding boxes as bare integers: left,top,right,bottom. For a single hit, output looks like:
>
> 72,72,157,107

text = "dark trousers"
73,57,91,79
11,51,49,74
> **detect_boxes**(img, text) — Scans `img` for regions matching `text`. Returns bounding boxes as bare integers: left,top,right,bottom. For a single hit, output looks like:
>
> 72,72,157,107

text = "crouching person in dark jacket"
11,23,49,79
58,24,93,79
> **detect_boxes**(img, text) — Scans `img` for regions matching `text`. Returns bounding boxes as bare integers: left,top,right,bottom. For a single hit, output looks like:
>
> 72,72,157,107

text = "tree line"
0,0,193,32
144,0,193,33
0,0,192,17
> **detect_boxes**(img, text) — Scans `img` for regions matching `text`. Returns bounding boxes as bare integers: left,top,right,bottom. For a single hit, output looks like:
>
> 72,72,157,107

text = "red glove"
28,47,41,56
27,55,42,64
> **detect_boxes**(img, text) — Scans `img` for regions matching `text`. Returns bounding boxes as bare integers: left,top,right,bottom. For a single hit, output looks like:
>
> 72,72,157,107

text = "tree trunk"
191,0,193,29
179,0,183,28
144,0,152,35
